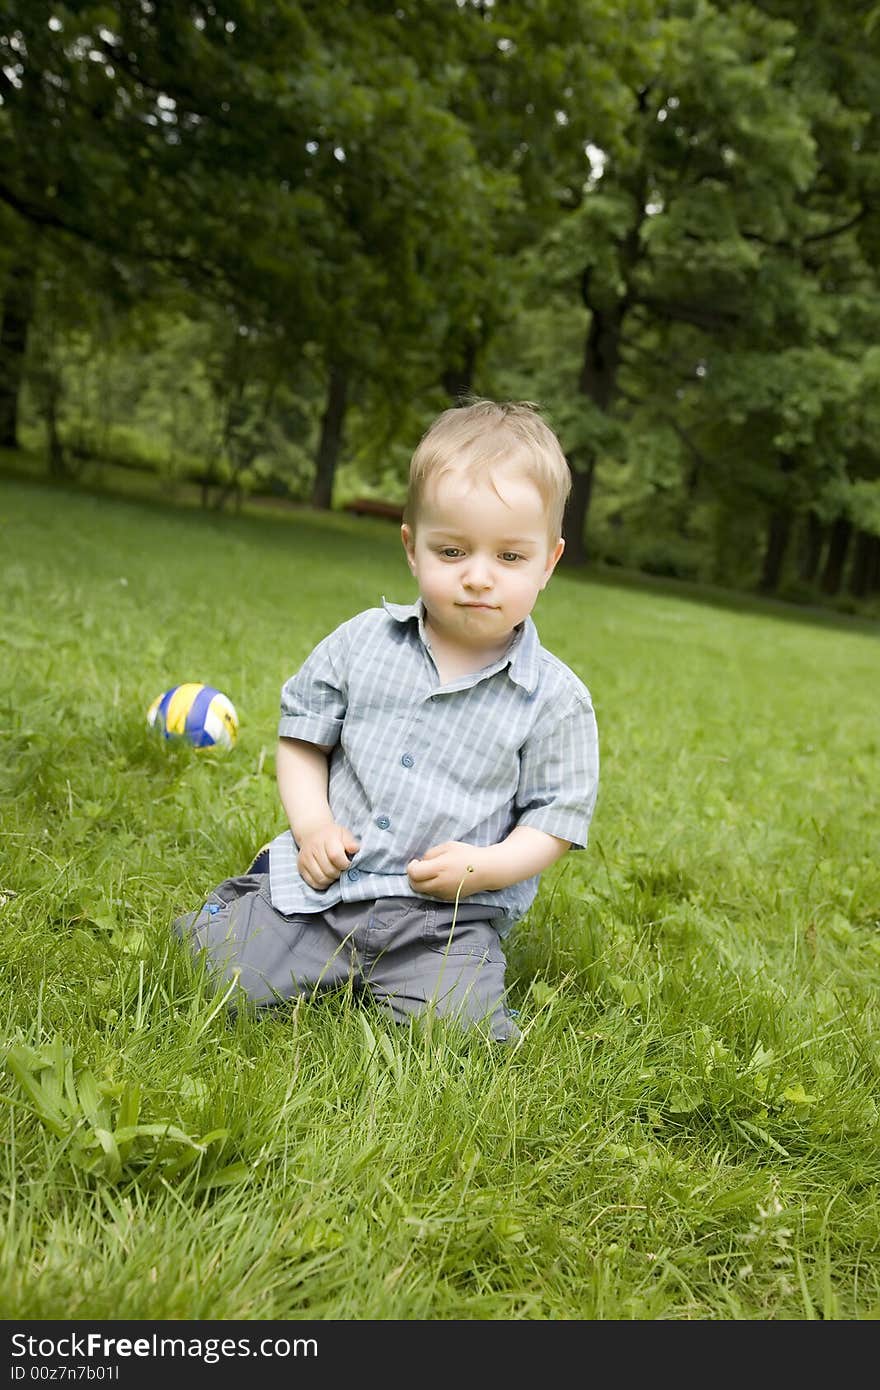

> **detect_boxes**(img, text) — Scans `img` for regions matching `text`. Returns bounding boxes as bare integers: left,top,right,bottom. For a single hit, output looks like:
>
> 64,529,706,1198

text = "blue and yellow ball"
146,683,239,750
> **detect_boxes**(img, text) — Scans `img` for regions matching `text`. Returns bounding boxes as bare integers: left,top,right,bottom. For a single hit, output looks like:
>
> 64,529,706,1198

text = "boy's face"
401,465,564,655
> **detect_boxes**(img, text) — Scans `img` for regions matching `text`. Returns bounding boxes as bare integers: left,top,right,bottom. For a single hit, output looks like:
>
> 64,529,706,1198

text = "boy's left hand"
406,842,487,900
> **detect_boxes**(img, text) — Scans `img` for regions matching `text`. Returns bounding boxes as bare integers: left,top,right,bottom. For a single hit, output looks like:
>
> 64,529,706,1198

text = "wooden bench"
344,497,404,521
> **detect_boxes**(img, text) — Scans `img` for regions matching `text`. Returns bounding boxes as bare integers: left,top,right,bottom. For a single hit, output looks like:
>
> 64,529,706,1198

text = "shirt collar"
381,596,541,694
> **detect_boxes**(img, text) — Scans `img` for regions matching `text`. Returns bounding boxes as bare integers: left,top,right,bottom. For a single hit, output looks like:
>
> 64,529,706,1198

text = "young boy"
175,399,599,1041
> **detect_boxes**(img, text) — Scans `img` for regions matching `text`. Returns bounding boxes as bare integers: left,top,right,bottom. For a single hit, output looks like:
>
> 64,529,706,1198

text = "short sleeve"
515,698,599,848
278,626,349,747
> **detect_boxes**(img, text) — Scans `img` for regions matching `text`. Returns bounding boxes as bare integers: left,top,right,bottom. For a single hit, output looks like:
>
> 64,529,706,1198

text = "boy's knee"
172,876,303,1008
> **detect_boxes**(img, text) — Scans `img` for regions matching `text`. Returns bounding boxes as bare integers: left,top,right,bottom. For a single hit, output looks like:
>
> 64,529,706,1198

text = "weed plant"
1,478,878,1320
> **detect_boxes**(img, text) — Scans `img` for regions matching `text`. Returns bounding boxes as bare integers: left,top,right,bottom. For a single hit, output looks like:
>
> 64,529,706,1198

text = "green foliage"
22,294,323,500
4,1035,243,1189
3,1,880,590
486,0,880,582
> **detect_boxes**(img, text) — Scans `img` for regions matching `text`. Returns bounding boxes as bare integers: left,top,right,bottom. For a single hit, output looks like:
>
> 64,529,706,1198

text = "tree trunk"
758,507,792,593
441,335,478,402
563,456,595,565
45,369,66,477
868,535,880,596
563,290,625,566
797,509,825,583
312,362,348,510
848,529,879,599
0,254,37,449
819,516,852,595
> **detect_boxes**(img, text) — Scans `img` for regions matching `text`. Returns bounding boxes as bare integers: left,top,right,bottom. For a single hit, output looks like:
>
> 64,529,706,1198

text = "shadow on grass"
0,455,396,573
559,553,880,638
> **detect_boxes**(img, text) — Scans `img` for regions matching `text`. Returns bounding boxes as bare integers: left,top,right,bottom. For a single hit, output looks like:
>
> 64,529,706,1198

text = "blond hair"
404,399,571,540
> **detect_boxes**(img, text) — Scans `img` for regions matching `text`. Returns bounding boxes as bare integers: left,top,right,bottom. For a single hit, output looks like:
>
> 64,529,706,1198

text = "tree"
0,3,509,505
544,2,832,564
661,0,880,595
0,210,36,449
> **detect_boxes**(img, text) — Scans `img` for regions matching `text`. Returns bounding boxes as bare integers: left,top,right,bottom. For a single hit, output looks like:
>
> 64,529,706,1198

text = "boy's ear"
541,537,565,588
401,523,416,570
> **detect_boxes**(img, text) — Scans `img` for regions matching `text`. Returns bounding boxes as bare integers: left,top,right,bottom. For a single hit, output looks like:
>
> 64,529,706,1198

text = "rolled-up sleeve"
278,627,349,747
515,697,599,848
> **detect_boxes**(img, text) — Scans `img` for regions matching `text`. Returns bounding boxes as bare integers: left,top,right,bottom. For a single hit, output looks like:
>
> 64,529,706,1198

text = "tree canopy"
2,0,879,604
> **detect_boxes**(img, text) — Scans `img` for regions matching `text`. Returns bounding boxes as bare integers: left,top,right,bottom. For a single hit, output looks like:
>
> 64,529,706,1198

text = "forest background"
2,0,880,611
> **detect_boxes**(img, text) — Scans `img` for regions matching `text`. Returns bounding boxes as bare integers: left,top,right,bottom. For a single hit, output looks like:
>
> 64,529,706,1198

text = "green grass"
1,475,879,1320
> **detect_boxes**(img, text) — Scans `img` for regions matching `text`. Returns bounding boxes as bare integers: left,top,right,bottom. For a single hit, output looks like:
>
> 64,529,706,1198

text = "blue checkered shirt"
268,598,599,932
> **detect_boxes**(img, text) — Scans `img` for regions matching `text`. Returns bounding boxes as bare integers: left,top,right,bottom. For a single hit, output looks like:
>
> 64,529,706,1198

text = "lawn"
1,476,879,1320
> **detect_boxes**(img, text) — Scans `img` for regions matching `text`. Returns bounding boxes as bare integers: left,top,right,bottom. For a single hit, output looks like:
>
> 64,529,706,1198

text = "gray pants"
173,873,518,1042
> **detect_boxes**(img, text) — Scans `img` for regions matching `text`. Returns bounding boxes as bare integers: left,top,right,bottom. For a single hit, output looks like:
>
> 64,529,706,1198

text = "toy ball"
146,683,239,749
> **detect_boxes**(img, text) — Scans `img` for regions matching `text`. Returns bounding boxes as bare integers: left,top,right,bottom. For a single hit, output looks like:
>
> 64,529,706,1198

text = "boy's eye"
439,547,464,558
500,552,524,563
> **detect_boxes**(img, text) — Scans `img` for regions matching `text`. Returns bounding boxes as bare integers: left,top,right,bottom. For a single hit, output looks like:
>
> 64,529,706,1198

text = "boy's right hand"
297,823,361,891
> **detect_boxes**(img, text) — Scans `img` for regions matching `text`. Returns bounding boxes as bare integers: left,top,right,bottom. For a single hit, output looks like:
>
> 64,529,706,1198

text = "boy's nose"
463,564,493,590
458,553,494,586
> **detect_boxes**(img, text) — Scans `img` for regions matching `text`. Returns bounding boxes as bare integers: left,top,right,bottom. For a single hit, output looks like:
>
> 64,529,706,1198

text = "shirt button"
347,868,360,882
401,753,414,768
375,815,391,830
